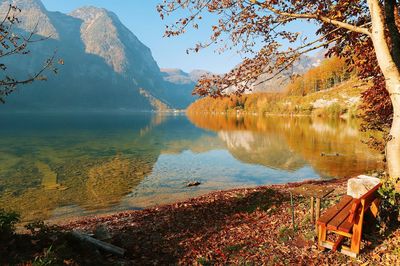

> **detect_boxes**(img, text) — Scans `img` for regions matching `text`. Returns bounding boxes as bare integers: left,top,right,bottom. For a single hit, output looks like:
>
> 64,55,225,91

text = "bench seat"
317,195,356,233
316,183,381,257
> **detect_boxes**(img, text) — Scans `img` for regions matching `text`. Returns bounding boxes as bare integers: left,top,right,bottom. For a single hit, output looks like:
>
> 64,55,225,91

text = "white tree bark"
368,0,400,189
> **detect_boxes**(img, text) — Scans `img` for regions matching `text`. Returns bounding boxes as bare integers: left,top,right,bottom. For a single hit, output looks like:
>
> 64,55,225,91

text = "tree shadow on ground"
107,188,291,264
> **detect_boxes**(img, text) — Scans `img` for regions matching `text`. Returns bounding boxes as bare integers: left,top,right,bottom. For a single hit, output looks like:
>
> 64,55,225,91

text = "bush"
325,103,343,118
378,179,400,233
0,209,20,236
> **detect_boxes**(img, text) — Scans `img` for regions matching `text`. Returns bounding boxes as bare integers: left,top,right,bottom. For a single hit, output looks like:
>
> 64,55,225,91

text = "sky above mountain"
41,0,318,74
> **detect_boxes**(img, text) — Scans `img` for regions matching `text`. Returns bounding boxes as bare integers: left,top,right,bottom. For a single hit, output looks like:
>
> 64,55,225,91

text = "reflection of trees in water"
218,130,306,171
139,114,168,137
187,113,384,177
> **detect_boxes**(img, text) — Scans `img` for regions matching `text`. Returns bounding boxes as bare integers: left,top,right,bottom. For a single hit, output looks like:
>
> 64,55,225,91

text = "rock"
320,152,340,157
347,175,381,199
187,181,201,187
94,225,112,241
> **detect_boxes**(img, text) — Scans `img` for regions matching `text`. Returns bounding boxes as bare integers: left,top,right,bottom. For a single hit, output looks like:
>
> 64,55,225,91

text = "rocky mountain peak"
69,6,112,22
4,0,45,10
69,5,160,77
0,0,59,38
69,6,127,73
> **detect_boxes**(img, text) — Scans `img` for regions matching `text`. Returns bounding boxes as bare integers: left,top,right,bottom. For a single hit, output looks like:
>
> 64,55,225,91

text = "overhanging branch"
250,0,372,37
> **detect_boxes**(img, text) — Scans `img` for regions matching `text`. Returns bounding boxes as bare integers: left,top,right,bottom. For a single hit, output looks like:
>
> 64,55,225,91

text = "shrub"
0,209,20,236
378,179,400,232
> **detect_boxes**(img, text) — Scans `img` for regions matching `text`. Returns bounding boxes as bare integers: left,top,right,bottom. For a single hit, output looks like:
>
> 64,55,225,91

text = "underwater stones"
36,161,60,190
85,156,147,208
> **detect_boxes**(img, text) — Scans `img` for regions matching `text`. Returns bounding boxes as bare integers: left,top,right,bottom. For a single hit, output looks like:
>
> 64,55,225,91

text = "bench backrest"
348,182,382,223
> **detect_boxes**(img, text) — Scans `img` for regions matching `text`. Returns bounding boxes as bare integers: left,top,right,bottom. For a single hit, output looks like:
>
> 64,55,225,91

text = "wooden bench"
316,182,381,258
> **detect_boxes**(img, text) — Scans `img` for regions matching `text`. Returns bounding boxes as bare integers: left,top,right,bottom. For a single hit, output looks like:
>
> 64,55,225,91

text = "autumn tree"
285,57,350,96
0,5,57,103
158,0,400,190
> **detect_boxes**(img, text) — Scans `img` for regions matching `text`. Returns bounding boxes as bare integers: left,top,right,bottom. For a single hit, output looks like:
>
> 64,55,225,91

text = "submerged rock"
187,181,201,187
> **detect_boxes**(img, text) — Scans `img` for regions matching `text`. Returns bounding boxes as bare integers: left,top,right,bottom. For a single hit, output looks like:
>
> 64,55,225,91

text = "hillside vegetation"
188,57,367,119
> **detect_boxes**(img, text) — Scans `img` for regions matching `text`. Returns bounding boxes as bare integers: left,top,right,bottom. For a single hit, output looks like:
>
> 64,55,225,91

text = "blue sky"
41,0,318,73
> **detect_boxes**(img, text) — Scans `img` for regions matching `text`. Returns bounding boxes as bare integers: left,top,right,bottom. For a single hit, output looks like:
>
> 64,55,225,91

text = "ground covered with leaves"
1,178,399,265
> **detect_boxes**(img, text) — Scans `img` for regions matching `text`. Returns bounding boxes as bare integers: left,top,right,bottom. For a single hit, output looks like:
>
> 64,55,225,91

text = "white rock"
347,175,381,199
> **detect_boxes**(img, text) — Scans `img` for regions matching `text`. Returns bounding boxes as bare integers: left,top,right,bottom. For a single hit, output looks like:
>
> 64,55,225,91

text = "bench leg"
350,206,365,255
318,224,327,251
370,198,380,218
332,235,345,252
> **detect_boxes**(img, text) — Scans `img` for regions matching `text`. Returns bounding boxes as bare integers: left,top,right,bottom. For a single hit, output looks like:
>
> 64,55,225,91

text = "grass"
223,244,245,253
278,226,295,243
197,257,213,266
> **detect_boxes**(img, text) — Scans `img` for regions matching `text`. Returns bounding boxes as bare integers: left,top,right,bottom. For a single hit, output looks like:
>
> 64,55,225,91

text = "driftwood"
71,231,125,256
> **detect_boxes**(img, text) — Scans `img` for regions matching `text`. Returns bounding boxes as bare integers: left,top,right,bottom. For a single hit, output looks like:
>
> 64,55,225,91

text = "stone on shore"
347,175,381,199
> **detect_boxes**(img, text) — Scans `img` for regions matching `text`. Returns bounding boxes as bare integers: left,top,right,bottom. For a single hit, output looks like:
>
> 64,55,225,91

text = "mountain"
0,0,196,111
161,68,212,85
248,53,324,93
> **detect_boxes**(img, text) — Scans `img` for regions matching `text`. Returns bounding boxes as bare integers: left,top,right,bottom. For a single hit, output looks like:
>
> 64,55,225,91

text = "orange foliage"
187,93,283,114
285,57,351,96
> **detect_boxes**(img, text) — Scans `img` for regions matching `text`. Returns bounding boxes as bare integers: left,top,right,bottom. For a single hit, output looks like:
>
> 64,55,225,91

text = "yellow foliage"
285,57,351,96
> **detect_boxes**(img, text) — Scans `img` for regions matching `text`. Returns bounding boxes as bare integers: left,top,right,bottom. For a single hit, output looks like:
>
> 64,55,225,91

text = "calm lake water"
0,113,384,222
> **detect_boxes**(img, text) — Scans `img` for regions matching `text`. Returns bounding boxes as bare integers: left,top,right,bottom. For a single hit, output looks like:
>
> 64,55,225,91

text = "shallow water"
0,113,384,222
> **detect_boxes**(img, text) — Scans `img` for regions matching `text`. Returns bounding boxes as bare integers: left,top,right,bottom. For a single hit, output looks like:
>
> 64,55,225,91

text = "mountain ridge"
0,0,195,111
0,0,321,111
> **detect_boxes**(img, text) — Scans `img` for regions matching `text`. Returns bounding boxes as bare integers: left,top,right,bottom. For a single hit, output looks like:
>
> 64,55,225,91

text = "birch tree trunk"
368,0,400,190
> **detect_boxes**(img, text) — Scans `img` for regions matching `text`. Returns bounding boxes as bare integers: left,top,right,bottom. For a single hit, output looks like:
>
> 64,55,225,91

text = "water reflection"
218,130,306,171
187,113,384,178
0,113,384,222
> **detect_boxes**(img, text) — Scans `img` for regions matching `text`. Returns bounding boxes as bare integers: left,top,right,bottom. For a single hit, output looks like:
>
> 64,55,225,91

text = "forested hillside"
285,57,351,96
188,57,365,119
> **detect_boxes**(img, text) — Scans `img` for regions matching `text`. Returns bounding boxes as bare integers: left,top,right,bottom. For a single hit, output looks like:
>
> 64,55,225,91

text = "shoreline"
5,175,399,265
41,177,341,228
58,177,349,228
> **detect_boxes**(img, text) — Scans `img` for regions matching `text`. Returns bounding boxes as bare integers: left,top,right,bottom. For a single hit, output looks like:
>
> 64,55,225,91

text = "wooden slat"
348,183,381,223
329,229,353,238
348,199,361,223
320,241,334,249
361,183,382,211
332,235,345,252
360,183,381,201
317,195,353,226
327,199,357,230
340,247,357,258
338,218,354,233
369,198,380,218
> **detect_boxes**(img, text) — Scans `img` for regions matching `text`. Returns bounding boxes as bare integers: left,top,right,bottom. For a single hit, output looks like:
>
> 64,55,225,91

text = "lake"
0,113,384,222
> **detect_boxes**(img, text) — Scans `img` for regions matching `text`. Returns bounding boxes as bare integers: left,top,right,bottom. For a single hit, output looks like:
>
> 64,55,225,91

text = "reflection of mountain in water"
188,113,384,178
218,131,306,171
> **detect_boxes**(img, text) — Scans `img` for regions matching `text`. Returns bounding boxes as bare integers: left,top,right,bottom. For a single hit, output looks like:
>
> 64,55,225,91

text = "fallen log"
71,230,125,256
